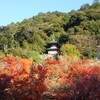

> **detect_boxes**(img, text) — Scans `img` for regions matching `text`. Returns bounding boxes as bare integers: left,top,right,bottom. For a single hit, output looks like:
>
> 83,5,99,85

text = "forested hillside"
0,1,100,58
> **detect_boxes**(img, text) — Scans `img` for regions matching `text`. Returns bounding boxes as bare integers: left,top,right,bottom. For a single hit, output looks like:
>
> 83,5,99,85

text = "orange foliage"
0,55,100,99
0,55,33,81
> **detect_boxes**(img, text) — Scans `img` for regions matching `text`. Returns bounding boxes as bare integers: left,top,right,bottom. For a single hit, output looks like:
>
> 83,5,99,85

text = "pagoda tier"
47,40,60,48
46,40,60,55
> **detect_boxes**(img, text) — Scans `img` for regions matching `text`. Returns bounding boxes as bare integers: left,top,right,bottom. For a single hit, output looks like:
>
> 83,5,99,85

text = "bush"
22,50,42,63
8,47,22,57
60,43,81,57
83,48,95,58
0,50,5,59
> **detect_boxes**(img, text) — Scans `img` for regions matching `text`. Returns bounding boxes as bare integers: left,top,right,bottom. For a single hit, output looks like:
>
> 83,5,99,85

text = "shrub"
60,43,81,57
22,50,42,63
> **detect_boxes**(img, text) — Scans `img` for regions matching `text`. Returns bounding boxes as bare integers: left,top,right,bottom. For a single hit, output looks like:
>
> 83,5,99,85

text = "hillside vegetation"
0,1,100,58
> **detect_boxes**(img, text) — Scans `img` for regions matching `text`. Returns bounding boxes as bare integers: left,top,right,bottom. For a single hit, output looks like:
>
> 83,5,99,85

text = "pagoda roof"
47,39,58,44
47,45,58,50
47,48,58,50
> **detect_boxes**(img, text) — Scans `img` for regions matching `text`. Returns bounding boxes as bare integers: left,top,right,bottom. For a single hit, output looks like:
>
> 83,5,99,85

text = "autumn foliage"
0,55,47,100
0,55,100,99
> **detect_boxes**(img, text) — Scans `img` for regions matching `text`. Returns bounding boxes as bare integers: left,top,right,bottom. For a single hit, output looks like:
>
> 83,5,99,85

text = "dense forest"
0,1,100,59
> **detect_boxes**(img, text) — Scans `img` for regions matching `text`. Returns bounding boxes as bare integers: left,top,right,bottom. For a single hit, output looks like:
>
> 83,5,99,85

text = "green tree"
80,3,90,10
60,43,81,57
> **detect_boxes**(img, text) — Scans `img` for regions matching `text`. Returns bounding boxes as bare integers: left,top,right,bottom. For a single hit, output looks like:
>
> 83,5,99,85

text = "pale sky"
0,0,94,26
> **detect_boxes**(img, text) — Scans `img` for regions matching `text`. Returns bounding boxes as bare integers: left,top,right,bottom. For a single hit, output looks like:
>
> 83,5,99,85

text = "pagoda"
46,39,60,57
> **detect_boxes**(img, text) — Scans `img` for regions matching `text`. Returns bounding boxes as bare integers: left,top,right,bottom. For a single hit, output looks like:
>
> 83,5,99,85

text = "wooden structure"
46,39,60,58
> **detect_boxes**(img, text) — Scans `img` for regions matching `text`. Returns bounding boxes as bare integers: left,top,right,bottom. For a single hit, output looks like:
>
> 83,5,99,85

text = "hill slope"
0,2,100,58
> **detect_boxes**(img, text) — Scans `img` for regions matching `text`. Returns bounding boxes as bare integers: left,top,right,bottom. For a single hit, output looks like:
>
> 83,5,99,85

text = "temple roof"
47,45,58,50
47,39,58,44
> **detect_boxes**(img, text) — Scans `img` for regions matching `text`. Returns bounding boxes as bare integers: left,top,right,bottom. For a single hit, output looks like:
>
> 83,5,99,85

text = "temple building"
46,39,60,58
